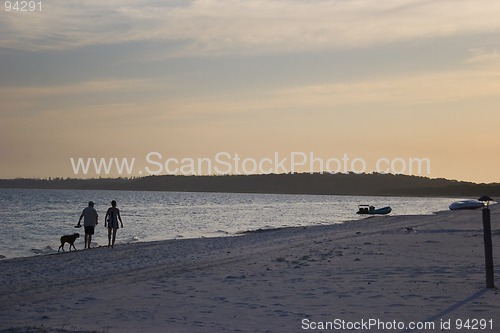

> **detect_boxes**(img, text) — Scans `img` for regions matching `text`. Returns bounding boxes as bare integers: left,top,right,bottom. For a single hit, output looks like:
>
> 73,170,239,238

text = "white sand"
0,205,499,333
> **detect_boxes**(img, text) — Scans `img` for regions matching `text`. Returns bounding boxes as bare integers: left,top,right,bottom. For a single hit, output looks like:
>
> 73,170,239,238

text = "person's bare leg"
112,228,117,248
108,228,112,247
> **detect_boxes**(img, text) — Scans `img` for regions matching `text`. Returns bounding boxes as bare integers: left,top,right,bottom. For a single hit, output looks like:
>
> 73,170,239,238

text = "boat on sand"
449,199,484,210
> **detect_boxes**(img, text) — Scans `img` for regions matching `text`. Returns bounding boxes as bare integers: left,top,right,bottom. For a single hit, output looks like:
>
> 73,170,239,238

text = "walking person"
76,201,98,249
105,200,123,248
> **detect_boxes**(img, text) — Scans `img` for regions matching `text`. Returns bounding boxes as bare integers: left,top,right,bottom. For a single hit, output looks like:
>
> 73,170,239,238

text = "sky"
1,0,500,183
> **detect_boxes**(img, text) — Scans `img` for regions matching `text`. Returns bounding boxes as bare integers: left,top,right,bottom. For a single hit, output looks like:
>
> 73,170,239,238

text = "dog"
58,233,80,252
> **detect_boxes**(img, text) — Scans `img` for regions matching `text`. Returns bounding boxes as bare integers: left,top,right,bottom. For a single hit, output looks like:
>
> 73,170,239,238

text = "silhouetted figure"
105,200,123,248
77,201,98,249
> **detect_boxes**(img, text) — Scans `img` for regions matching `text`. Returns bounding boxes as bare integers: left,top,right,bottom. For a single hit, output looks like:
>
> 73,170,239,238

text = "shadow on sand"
401,288,493,333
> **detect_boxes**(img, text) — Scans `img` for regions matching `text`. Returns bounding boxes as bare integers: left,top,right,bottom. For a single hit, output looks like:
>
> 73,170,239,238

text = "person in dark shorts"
105,200,123,248
77,201,98,249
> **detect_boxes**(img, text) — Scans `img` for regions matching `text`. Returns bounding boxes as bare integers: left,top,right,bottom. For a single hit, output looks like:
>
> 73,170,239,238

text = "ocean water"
0,188,457,259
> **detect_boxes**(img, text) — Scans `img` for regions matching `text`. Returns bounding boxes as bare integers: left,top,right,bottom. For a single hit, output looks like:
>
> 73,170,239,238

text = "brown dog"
58,233,80,252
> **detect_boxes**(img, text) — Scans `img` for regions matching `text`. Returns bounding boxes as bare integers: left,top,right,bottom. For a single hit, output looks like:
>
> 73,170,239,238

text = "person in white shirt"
77,201,98,249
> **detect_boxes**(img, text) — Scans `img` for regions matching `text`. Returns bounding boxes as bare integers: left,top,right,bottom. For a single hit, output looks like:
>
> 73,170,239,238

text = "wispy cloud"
466,48,500,67
272,67,500,108
172,51,500,114
1,78,153,96
2,0,500,55
0,78,162,115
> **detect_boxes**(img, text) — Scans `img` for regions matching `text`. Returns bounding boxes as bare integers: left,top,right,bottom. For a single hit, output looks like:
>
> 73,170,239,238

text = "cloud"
0,78,163,116
1,78,152,96
272,68,500,108
466,48,500,67
2,0,500,55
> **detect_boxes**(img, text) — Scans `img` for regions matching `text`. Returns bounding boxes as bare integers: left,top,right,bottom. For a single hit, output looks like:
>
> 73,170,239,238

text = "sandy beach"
0,205,499,333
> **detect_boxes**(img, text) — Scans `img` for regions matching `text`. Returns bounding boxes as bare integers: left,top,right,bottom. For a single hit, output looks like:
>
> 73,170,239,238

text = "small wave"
214,229,231,235
235,227,286,235
31,246,55,255
0,254,6,260
126,236,140,244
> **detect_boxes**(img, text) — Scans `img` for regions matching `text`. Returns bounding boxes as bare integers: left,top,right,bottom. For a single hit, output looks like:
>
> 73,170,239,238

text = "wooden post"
482,207,495,288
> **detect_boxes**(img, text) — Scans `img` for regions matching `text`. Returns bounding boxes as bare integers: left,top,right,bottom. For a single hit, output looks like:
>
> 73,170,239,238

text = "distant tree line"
1,173,499,197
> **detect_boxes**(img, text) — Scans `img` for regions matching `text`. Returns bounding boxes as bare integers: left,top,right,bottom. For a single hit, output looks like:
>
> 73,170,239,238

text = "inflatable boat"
357,205,392,215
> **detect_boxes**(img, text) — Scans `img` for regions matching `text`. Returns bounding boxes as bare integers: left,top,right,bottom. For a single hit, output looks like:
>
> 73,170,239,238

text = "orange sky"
1,1,500,183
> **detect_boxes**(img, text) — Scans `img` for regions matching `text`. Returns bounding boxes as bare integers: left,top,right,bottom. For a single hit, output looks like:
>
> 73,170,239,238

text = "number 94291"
455,319,493,330
5,1,42,12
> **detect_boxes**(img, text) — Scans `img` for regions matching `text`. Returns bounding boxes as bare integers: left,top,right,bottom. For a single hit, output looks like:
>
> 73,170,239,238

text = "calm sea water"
0,188,457,259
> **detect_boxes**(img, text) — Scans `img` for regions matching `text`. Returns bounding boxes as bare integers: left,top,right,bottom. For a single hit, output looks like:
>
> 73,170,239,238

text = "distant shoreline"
1,173,499,197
